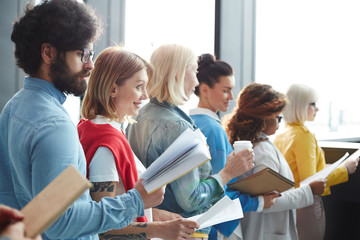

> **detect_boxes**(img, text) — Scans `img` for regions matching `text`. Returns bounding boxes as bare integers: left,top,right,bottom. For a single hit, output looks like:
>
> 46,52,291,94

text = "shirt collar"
150,98,197,129
24,77,67,104
260,132,268,137
189,107,221,122
91,115,122,131
287,121,304,126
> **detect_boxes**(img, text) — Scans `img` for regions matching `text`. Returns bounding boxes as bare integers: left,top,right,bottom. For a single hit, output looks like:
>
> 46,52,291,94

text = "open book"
140,128,211,193
20,165,92,238
300,152,350,186
187,195,243,229
227,167,295,196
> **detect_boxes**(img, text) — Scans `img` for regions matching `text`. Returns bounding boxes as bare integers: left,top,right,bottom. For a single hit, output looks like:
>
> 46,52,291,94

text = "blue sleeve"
211,188,259,238
225,187,259,212
31,119,144,239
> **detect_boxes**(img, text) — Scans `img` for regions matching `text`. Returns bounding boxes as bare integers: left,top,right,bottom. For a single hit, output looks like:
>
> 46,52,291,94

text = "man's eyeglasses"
275,116,282,123
78,49,95,64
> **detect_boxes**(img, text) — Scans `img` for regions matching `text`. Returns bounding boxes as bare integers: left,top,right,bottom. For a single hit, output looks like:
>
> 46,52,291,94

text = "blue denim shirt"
0,77,144,240
127,99,225,234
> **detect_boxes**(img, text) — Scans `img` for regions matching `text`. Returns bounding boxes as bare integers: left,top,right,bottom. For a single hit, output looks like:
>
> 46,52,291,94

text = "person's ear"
110,83,118,98
199,83,210,97
41,43,57,65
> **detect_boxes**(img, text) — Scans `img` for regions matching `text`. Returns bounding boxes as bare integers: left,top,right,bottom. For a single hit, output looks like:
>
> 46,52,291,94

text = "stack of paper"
140,128,211,193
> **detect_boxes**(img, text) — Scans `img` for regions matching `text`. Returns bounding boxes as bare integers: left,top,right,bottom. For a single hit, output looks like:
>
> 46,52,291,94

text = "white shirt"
88,115,152,221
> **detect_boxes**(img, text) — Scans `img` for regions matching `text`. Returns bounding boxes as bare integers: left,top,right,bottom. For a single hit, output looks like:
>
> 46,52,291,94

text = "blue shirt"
0,77,144,240
190,108,259,238
127,99,225,234
189,108,233,174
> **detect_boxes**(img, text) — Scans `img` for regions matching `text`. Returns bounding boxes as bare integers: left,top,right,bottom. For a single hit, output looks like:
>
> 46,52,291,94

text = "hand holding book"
20,165,92,238
134,179,166,209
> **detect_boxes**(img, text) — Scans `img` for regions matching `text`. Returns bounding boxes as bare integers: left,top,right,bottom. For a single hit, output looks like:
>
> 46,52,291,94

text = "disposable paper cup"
233,140,253,153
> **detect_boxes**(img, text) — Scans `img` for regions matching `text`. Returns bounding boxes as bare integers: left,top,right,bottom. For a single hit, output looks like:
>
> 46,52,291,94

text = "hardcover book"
227,167,295,196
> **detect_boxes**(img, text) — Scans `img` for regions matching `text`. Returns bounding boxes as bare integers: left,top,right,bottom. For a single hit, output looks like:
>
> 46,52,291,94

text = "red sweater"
77,119,147,223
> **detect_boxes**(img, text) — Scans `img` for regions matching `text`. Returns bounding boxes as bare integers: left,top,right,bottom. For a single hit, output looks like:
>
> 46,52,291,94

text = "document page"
300,152,349,186
187,196,243,229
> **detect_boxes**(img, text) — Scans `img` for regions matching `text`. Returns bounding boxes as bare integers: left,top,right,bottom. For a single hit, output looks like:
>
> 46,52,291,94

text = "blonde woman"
127,44,255,240
274,83,359,240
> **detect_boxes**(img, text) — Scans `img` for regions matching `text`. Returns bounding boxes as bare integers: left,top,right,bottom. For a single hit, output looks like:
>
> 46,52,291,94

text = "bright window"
124,0,216,112
256,0,360,140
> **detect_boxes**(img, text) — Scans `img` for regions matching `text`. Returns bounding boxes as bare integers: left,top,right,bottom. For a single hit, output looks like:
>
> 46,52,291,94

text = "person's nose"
83,57,95,71
229,90,234,100
141,90,148,100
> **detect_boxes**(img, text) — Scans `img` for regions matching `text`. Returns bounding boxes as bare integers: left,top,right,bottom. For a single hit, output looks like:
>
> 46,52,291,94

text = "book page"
140,128,211,193
187,196,243,229
300,152,349,186
144,144,210,193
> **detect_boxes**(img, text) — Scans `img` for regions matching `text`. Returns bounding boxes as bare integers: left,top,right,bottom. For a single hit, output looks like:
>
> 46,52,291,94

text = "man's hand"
152,208,182,221
0,204,42,240
148,218,199,240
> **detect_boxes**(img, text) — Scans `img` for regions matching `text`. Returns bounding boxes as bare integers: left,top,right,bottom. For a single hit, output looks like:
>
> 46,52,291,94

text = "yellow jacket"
273,122,348,196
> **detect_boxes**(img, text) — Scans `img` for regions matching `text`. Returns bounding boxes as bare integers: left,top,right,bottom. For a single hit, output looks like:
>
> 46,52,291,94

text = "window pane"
256,0,360,140
125,0,215,113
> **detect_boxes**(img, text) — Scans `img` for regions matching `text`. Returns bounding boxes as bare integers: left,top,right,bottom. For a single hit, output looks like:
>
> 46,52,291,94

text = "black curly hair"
11,0,102,75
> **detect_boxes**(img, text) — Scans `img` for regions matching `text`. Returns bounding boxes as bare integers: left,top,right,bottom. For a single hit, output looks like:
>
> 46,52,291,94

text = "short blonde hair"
81,45,152,121
283,83,318,123
147,44,196,106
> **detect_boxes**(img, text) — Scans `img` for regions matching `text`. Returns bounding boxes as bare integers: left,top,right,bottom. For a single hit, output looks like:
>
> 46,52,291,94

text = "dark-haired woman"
223,83,326,240
190,54,278,240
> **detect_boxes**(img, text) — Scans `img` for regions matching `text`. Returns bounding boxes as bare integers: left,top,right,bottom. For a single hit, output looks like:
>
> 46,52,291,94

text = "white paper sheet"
300,152,349,186
140,128,211,193
187,196,243,229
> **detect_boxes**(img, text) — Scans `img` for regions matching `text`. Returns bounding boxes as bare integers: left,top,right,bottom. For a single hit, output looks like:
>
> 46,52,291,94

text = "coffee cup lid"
233,140,252,146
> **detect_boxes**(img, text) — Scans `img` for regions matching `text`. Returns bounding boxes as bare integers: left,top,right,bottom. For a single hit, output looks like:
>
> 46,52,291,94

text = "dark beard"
49,55,89,97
